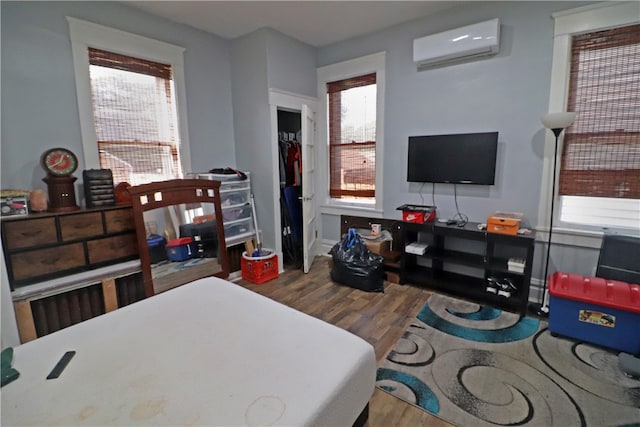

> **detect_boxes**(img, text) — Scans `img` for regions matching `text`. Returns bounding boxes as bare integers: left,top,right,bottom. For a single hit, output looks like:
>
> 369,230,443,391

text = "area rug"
376,293,640,426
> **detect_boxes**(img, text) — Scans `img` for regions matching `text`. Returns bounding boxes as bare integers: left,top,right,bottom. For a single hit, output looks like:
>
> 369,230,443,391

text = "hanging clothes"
286,141,302,186
278,140,287,187
283,186,302,244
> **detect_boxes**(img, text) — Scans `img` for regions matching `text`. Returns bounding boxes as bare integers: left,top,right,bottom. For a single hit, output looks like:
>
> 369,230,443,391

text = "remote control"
47,351,76,380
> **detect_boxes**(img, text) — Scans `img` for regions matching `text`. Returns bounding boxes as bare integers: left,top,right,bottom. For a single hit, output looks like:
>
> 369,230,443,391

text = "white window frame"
538,2,640,248
67,17,191,174
317,52,385,217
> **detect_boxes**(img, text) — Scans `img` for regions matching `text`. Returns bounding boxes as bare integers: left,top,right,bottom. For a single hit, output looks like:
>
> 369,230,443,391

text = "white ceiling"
123,1,467,47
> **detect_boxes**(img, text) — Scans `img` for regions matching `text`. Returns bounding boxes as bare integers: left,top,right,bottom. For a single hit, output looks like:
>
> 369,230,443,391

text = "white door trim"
268,89,319,272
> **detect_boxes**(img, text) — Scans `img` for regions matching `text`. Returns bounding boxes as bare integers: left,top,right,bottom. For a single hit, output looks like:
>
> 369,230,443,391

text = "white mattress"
1,277,376,426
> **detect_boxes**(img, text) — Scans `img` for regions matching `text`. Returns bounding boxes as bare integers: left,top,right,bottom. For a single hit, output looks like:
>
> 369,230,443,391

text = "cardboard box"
487,212,522,235
397,204,436,224
403,210,434,223
365,239,391,257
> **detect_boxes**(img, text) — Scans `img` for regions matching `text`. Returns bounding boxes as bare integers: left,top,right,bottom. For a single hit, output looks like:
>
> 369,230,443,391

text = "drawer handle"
42,257,61,266
20,230,43,238
110,241,129,250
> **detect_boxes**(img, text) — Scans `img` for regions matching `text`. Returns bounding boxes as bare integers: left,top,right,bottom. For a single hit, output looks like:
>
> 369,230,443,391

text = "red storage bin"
548,272,640,353
241,251,279,284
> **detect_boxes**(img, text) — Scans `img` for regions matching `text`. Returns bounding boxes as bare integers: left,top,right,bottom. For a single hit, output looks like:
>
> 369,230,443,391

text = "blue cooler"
147,234,167,264
166,237,195,262
548,272,640,354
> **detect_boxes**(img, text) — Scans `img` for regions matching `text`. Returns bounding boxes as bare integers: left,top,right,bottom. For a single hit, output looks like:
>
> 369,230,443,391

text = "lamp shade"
541,112,577,130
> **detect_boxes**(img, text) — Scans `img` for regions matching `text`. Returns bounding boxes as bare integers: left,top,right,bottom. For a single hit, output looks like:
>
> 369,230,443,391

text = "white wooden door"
301,104,317,273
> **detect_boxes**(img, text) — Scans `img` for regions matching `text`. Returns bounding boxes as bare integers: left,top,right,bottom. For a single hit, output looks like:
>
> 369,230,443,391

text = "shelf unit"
193,173,257,248
400,221,535,316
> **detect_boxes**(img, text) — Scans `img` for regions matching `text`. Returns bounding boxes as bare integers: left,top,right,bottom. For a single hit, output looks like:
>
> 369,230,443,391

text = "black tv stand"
400,221,535,316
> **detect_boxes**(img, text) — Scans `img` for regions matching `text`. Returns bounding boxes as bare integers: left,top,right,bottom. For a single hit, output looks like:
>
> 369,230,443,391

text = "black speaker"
83,169,115,208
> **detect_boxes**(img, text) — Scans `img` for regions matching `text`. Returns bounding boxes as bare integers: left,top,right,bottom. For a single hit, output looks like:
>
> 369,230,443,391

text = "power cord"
452,184,469,226
419,183,438,212
432,183,436,207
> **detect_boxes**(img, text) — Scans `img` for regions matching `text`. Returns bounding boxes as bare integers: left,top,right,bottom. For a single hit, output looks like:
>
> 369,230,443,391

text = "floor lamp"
530,112,576,318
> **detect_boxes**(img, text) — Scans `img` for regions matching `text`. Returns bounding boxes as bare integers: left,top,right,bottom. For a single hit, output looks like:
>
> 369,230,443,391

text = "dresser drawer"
87,234,138,264
60,212,104,241
10,243,85,281
2,218,57,249
104,208,134,233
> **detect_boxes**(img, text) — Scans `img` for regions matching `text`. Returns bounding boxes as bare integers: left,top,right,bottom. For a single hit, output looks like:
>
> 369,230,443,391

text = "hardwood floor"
234,256,454,427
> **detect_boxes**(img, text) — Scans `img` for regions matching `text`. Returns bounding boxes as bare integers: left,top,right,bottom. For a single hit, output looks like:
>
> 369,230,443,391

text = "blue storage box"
166,237,195,262
147,234,167,264
548,272,640,354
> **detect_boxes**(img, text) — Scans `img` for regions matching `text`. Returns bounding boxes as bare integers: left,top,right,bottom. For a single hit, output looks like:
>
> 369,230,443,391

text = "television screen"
407,132,498,185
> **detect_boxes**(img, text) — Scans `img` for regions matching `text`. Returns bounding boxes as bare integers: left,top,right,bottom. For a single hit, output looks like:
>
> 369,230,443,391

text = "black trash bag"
330,228,384,292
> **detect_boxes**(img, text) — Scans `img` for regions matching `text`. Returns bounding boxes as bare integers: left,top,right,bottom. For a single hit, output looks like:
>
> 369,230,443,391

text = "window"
540,2,639,241
89,48,182,185
317,52,385,214
559,24,640,229
327,73,377,199
68,17,191,185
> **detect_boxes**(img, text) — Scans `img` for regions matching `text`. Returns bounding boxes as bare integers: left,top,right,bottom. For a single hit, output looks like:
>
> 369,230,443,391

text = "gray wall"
317,1,589,231
230,30,273,247
1,1,236,190
1,1,604,307
266,29,317,99
316,1,599,283
231,28,316,251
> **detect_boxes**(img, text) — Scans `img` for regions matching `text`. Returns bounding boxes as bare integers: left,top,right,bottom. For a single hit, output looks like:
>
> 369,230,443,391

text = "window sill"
535,226,604,249
535,223,639,249
320,204,384,218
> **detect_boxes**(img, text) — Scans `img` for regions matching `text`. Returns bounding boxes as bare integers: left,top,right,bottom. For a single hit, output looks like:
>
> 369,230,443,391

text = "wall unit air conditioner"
413,18,500,70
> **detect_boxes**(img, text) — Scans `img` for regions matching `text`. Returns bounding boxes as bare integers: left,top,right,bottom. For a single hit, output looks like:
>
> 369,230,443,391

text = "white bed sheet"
1,277,376,426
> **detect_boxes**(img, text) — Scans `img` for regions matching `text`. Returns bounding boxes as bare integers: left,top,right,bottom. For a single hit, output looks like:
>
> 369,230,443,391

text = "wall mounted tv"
407,132,498,185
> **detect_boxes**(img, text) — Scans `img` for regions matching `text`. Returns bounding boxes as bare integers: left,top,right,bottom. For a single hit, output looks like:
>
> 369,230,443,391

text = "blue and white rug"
376,293,640,426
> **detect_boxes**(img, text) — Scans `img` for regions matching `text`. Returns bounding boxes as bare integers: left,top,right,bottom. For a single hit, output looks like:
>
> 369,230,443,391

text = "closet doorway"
269,90,318,274
278,109,303,269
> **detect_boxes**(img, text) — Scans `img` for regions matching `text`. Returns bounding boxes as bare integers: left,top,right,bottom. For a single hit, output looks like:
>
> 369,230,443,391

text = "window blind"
327,73,376,199
560,24,640,199
88,48,181,186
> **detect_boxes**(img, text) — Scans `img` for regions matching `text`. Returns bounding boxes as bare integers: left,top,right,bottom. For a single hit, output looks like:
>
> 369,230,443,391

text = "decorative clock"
41,148,80,212
41,148,78,176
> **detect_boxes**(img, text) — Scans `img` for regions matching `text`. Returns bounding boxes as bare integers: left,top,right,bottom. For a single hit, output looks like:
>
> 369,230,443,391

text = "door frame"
268,89,319,273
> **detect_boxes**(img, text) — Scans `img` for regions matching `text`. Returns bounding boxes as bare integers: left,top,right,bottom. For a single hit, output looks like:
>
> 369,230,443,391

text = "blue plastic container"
166,237,195,262
147,234,167,264
548,272,640,354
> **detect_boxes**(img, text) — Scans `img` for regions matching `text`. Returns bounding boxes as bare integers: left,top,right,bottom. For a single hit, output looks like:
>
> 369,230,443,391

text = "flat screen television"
407,132,498,185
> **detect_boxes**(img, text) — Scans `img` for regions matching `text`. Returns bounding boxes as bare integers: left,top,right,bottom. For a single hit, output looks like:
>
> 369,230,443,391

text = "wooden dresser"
2,205,145,343
2,205,138,288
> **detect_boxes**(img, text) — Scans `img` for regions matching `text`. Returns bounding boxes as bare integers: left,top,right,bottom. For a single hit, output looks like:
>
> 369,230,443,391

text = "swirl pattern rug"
376,293,640,426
